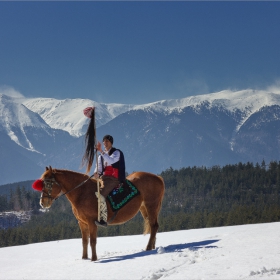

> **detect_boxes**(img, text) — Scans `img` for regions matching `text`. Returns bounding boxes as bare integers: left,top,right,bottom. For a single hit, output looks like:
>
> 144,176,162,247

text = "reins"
53,173,95,201
44,172,118,224
42,171,119,224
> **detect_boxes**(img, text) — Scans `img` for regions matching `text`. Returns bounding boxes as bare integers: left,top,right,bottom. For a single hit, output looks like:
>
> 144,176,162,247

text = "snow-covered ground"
1,222,280,279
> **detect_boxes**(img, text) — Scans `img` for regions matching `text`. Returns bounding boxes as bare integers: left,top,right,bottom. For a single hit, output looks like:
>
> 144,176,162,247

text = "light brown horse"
36,166,165,261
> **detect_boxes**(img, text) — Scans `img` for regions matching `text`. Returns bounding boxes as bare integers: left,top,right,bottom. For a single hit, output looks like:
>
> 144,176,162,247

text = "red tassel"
32,179,43,192
83,107,95,118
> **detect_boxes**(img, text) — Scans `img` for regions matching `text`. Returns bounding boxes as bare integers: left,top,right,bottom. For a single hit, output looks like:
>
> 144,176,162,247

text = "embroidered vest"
101,147,126,183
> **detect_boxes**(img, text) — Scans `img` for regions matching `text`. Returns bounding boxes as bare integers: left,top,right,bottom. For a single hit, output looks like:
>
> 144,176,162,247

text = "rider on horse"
83,107,126,227
93,134,126,227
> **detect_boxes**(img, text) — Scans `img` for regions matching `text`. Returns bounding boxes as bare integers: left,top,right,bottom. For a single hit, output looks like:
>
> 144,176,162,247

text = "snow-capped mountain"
95,89,280,173
1,89,280,185
24,89,280,138
0,94,50,153
0,93,80,184
23,98,137,137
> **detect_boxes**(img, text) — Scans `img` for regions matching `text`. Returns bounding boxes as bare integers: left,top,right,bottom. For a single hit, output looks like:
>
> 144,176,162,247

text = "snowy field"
1,222,280,280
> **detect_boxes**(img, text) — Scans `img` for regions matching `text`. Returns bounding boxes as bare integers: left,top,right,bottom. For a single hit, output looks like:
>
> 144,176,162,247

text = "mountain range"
1,89,280,185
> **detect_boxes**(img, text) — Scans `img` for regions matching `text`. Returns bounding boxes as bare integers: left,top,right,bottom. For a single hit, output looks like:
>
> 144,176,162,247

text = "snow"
22,89,280,137
0,94,47,129
23,97,136,137
0,94,50,152
3,87,280,160
1,222,280,279
134,89,280,113
2,87,280,138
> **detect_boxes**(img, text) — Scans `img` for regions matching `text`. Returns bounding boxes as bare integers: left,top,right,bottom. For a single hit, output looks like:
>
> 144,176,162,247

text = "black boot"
95,219,107,228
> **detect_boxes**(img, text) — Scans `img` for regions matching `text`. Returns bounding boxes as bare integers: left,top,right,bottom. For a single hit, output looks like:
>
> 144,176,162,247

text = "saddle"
107,179,140,212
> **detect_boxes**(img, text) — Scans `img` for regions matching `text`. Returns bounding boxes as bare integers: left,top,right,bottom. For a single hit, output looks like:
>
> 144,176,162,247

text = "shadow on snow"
97,239,219,263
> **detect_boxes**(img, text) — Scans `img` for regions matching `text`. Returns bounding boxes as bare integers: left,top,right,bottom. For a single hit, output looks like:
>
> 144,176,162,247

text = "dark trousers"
99,175,120,197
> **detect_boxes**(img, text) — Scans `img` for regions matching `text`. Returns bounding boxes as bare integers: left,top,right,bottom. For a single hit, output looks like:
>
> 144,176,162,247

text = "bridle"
41,172,95,203
41,174,63,203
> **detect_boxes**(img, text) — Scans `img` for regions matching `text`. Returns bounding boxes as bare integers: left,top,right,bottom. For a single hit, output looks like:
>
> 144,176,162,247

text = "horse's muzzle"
40,196,53,209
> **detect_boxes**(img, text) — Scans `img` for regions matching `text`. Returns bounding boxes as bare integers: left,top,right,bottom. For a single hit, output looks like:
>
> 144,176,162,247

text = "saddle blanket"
107,179,140,212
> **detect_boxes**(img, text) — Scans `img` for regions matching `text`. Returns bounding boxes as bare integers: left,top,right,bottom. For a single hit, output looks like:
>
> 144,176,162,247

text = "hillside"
0,162,279,247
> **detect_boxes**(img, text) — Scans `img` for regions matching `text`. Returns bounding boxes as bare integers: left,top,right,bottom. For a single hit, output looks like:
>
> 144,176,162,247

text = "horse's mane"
43,167,91,179
82,109,96,173
52,168,90,178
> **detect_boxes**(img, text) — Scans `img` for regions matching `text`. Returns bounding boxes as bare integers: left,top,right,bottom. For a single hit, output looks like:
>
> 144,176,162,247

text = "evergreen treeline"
0,185,41,212
0,161,280,247
0,180,33,196
159,161,280,231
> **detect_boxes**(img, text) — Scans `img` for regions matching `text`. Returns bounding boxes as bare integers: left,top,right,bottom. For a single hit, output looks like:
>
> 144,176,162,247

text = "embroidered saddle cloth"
107,179,140,212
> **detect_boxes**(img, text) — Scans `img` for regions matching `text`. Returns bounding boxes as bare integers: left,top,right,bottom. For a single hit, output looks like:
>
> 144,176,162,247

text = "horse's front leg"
89,223,98,261
78,220,89,259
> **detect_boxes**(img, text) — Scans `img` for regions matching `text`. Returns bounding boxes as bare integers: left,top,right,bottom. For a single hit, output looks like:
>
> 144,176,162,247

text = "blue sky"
1,1,280,104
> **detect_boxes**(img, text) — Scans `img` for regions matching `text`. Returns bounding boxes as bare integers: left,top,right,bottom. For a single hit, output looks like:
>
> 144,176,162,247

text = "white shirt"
94,148,120,175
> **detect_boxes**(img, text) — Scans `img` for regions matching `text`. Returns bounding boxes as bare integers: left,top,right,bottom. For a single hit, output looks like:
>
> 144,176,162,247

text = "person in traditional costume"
82,107,126,227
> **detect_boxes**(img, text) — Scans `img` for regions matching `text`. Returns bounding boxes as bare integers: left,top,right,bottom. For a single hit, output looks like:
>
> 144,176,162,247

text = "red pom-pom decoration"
32,179,43,192
83,107,94,118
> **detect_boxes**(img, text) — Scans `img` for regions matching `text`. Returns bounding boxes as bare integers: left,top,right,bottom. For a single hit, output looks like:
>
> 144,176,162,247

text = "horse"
34,166,165,261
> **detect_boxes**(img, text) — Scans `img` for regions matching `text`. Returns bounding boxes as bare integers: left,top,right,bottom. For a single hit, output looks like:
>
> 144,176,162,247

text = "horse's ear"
49,166,53,172
45,166,49,171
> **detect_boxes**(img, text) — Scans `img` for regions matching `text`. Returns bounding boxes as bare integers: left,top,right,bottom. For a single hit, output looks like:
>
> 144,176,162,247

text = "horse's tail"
82,109,96,174
141,176,165,235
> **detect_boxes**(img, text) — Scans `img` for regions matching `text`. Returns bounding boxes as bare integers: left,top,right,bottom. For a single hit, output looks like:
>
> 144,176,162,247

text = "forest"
0,160,280,247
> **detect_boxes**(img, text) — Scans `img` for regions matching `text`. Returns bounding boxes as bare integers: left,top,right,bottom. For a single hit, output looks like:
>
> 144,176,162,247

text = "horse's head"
32,166,63,209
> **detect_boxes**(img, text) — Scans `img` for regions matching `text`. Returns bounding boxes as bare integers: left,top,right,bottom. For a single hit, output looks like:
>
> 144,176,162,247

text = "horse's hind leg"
139,205,148,235
148,218,159,250
140,203,159,251
78,220,89,259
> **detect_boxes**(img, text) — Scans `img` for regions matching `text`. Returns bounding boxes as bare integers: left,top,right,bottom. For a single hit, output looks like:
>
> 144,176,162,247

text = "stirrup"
95,219,107,228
